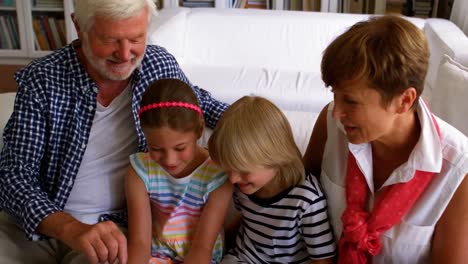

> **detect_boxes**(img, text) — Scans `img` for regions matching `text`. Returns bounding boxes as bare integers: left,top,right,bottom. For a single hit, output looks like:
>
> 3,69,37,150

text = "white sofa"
148,7,468,137
2,8,468,151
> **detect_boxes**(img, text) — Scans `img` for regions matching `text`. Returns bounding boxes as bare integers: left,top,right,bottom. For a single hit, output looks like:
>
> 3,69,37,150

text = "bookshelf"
162,0,321,11
0,0,75,65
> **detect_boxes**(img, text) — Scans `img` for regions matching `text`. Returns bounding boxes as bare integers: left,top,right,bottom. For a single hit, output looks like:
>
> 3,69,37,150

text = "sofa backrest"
149,8,425,73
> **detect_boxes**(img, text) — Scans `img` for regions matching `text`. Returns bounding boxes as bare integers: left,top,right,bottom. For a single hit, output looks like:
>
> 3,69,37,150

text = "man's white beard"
81,35,144,81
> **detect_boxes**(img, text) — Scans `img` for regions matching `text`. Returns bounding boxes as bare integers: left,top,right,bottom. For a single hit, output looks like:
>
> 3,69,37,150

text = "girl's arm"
432,174,468,263
185,180,234,264
126,166,153,264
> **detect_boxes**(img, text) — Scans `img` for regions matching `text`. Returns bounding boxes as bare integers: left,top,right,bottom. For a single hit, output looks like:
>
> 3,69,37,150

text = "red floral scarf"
338,113,441,263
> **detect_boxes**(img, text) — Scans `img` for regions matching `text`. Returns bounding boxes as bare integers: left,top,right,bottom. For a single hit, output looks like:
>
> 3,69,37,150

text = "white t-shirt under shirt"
321,98,468,263
64,85,138,224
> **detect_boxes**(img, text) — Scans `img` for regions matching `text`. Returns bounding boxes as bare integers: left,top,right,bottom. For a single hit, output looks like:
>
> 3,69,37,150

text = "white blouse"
321,98,468,264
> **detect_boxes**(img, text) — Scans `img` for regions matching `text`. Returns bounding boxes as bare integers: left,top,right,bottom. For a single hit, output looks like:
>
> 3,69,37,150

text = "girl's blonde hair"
208,96,305,188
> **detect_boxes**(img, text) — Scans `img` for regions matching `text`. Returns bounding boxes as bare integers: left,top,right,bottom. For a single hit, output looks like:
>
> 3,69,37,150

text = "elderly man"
0,0,227,263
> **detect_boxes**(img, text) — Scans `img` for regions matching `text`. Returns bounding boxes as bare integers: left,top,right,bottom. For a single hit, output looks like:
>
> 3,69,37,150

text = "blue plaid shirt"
0,42,228,240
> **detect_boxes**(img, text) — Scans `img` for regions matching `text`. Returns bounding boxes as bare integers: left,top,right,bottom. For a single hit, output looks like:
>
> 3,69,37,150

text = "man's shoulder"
142,44,178,65
17,44,77,80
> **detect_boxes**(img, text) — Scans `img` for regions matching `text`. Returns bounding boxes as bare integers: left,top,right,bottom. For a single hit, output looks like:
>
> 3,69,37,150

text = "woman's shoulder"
436,117,468,174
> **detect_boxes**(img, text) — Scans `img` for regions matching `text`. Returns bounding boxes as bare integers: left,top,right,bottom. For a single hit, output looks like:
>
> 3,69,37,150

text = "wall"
0,65,21,93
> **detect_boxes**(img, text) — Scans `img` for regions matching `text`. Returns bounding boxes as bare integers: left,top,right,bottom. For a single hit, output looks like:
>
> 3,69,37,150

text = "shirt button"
81,143,86,149
88,105,94,111
93,87,99,93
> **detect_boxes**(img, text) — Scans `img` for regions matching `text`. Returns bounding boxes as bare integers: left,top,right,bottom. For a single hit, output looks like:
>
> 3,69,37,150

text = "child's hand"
184,246,212,264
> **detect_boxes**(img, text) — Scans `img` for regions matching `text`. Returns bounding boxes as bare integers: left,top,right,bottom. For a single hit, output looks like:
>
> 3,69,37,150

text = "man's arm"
0,81,128,264
0,84,60,239
191,86,229,129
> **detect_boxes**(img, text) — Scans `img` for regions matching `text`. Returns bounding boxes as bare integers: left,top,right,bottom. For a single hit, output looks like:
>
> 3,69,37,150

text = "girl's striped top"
130,152,228,262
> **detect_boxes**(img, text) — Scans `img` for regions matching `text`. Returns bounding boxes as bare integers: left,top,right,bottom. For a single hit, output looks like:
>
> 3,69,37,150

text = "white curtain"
450,0,468,36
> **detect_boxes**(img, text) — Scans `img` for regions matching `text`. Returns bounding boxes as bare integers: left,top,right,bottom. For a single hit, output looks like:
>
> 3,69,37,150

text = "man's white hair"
73,0,157,32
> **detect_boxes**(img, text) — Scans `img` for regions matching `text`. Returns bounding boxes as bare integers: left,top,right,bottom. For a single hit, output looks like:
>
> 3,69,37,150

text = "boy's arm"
126,166,153,264
224,207,242,251
185,180,234,264
302,176,336,263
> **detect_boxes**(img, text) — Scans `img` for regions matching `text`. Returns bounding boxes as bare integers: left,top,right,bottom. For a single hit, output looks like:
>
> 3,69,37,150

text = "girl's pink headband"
138,101,202,117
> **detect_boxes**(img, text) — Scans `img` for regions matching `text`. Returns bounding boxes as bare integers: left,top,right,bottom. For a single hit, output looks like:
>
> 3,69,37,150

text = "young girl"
126,78,233,264
208,96,336,264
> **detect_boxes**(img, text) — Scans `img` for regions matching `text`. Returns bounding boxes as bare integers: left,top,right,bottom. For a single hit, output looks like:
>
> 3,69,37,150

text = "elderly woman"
304,15,468,264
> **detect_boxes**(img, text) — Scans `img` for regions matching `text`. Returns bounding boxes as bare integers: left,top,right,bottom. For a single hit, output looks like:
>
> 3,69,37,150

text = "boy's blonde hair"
208,96,305,188
321,15,429,107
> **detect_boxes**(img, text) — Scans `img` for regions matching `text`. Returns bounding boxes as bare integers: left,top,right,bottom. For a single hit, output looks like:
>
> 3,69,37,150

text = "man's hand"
38,212,127,264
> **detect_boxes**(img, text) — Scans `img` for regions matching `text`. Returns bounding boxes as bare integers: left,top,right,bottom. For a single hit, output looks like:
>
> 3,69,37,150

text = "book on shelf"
245,0,267,9
33,17,50,50
0,16,13,49
56,18,67,45
5,15,19,49
48,17,63,48
41,16,57,50
34,30,40,50
0,17,8,49
32,0,63,8
0,16,14,49
302,0,320,11
0,0,15,7
182,1,215,7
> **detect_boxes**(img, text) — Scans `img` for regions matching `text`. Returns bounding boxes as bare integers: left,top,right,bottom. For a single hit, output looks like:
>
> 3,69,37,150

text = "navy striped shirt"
228,174,336,263
0,42,228,240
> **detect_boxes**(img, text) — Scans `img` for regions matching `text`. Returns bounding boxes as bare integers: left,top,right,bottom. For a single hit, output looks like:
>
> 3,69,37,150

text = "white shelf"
0,0,75,65
0,6,16,11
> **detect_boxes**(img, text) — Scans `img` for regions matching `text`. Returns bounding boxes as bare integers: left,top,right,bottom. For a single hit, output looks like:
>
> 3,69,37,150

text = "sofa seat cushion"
182,65,333,113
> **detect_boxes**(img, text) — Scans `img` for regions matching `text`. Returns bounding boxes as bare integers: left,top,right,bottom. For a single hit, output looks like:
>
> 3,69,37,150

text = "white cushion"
0,92,16,149
430,55,468,136
182,65,332,112
423,18,468,103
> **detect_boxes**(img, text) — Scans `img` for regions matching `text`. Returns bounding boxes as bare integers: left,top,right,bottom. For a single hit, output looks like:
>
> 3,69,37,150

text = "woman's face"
331,79,400,144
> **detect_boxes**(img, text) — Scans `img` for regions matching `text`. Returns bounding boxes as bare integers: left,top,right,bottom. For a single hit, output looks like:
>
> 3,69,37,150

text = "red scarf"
338,113,441,264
